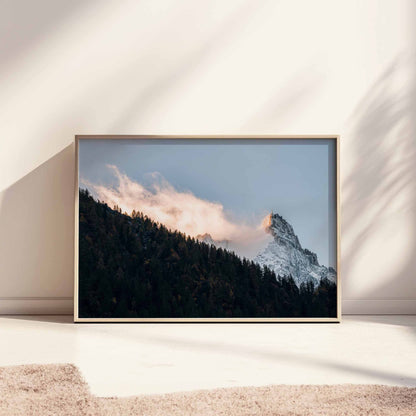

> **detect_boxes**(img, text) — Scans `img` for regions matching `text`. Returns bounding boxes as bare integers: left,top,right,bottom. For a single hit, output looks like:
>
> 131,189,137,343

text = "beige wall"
1,0,415,314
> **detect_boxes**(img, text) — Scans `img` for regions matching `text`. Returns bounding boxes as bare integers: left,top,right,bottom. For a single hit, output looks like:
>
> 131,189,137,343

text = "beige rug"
0,364,415,415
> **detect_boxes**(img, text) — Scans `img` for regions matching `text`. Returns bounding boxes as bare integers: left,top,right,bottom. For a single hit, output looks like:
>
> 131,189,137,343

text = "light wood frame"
74,135,341,323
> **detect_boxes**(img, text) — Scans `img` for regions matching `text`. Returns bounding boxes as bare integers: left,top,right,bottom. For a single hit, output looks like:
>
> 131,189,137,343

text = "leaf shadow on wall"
342,54,416,309
0,144,75,302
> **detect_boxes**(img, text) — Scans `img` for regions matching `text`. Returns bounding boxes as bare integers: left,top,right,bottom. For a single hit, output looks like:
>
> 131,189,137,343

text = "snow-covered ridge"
196,233,231,250
254,213,336,287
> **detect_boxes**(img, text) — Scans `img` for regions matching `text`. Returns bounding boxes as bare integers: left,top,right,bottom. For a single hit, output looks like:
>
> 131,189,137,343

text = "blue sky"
79,138,337,267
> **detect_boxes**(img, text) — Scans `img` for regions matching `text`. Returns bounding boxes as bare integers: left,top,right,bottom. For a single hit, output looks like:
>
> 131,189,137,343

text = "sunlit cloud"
82,165,271,258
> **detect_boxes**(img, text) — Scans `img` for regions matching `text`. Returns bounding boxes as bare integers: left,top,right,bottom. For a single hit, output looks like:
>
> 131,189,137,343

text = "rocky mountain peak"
263,212,302,251
255,212,336,287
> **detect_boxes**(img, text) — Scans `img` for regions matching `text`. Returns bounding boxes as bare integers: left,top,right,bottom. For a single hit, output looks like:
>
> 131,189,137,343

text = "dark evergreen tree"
78,189,337,318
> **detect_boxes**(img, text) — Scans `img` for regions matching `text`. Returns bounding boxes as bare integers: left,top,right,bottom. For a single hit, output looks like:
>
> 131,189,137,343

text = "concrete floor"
0,315,415,397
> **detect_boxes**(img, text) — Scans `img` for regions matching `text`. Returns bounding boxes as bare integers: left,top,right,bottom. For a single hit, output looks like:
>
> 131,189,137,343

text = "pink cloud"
84,165,271,258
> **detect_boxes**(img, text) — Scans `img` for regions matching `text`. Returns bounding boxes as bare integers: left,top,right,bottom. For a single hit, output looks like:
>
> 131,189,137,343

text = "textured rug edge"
0,364,415,416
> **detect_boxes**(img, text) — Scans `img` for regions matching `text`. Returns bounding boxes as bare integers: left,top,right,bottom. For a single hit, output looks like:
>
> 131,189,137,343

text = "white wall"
1,0,415,314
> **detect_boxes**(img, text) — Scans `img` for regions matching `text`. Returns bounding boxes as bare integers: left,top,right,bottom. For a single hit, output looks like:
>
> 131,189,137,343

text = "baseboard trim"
342,299,416,315
0,298,73,315
0,298,415,315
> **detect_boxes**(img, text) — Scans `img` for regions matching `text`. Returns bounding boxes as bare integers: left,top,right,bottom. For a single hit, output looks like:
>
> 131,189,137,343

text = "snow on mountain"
195,233,231,250
254,213,336,287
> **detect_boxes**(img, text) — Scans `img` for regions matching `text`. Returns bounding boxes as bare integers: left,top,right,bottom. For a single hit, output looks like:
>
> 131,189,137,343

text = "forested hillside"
78,189,337,318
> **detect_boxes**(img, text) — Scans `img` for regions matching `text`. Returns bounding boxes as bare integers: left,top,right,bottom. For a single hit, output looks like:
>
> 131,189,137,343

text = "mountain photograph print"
75,136,339,322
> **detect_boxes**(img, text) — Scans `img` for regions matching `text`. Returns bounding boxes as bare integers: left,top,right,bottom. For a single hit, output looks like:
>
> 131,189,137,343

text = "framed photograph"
74,136,340,322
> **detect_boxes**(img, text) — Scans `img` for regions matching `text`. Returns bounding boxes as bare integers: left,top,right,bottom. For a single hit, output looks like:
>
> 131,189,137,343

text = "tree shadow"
342,53,416,308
